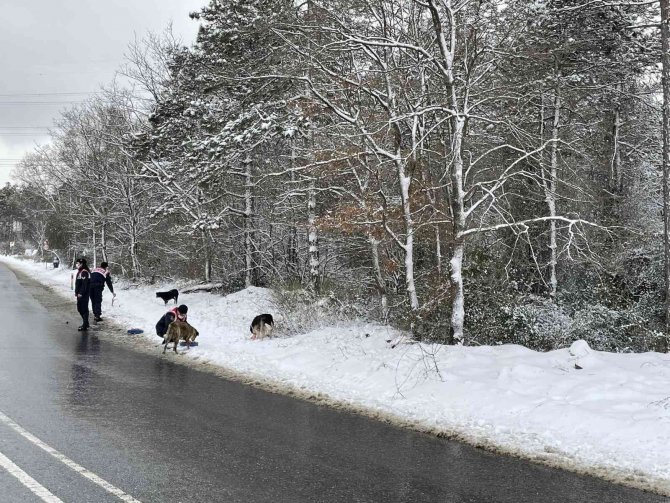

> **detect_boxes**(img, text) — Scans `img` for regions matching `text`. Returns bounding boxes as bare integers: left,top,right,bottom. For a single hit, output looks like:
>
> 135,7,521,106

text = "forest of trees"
2,0,669,353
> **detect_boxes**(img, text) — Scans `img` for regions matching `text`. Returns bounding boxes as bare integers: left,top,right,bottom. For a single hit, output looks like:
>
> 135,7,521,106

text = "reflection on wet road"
0,262,667,503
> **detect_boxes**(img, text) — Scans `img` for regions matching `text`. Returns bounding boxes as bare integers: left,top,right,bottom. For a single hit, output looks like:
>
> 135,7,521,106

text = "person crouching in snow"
155,304,188,339
74,258,91,331
90,261,116,323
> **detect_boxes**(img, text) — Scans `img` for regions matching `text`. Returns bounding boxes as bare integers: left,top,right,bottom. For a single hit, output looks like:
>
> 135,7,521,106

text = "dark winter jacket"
155,307,187,337
90,267,114,293
74,267,91,297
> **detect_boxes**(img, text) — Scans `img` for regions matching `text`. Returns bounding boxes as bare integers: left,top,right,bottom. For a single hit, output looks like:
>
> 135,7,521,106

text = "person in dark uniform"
74,258,91,331
90,261,116,323
155,304,188,338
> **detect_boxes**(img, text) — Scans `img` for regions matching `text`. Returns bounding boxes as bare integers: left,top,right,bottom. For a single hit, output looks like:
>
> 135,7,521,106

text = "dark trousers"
77,295,90,328
90,286,104,317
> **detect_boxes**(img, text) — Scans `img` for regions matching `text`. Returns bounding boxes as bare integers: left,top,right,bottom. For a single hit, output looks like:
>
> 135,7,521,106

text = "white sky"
3,255,670,498
0,0,205,185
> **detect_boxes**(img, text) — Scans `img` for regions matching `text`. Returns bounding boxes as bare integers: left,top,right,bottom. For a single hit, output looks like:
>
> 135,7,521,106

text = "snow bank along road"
7,265,668,500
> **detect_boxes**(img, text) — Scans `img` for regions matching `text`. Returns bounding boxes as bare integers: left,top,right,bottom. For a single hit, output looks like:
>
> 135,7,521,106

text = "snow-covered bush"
466,290,571,351
568,304,668,353
410,297,453,344
272,285,368,335
502,297,572,350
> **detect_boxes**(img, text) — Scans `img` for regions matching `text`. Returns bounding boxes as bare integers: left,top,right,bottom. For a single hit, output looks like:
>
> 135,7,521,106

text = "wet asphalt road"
0,263,668,503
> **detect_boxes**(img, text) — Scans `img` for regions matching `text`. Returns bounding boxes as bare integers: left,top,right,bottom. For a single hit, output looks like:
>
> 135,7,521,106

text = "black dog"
156,289,179,306
250,313,274,340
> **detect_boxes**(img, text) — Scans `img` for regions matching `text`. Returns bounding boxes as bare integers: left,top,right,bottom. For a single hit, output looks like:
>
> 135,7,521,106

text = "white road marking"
0,411,142,502
0,450,63,502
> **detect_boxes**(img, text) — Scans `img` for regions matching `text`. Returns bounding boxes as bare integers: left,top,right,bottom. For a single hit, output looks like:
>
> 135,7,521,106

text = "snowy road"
0,263,667,503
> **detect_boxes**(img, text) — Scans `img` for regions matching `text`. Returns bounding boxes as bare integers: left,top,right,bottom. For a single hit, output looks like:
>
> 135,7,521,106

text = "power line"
0,92,95,97
0,101,84,105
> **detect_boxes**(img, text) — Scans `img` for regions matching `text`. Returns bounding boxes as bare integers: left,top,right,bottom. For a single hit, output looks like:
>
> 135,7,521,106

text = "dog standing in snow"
162,321,198,354
250,314,274,340
156,289,179,306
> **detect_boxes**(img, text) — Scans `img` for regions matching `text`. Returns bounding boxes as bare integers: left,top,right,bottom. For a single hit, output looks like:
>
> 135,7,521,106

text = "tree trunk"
288,145,299,278
244,160,253,288
202,230,212,283
397,159,419,311
662,0,670,330
92,226,97,267
369,234,388,320
449,117,466,345
611,102,622,194
100,224,108,264
394,80,419,312
307,177,320,293
546,77,561,300
129,210,140,277
435,227,442,277
129,237,139,278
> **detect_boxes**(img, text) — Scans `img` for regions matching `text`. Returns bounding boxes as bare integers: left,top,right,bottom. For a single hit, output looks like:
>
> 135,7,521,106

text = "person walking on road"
74,258,91,331
90,261,116,323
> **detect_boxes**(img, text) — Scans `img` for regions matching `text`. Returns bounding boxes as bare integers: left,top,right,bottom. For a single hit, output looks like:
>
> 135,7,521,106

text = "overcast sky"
0,0,205,185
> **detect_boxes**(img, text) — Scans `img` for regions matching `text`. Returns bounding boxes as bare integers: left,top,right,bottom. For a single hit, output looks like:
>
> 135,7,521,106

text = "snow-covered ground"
3,256,670,496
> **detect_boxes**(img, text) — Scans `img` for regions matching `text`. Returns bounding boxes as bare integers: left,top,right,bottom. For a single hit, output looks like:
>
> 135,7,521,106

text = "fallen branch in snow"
650,397,670,410
180,283,225,294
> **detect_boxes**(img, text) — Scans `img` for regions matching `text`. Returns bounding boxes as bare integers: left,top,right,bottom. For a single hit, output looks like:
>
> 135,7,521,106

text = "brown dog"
162,321,199,354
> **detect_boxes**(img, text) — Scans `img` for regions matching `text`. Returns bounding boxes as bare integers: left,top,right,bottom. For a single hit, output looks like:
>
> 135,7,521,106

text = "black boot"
94,316,102,323
77,325,88,331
